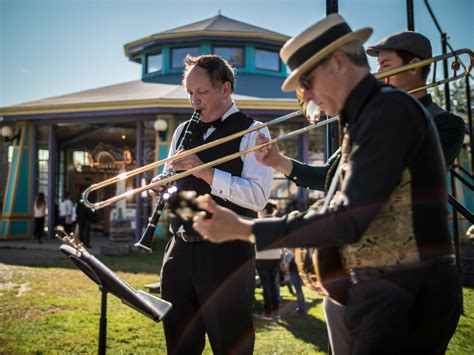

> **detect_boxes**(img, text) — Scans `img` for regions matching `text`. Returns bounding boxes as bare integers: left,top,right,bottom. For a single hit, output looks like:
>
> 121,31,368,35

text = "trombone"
82,48,473,210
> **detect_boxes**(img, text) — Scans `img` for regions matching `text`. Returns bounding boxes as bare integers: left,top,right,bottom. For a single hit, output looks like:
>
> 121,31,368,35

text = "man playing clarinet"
154,54,273,355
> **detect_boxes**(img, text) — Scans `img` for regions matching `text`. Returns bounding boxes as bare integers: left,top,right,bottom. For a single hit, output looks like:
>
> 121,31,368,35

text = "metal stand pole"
406,0,415,30
98,287,107,355
466,76,473,173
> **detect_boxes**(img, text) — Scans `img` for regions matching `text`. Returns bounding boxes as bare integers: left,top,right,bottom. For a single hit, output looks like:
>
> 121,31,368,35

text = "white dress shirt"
165,103,273,212
59,198,73,217
256,248,282,260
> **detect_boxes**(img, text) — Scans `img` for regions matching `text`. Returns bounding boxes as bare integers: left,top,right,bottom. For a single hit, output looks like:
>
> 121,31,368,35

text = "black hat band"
287,22,352,71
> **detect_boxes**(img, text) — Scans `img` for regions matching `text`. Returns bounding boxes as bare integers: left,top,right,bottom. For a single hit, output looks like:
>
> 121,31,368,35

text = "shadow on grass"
254,297,327,350
279,298,327,350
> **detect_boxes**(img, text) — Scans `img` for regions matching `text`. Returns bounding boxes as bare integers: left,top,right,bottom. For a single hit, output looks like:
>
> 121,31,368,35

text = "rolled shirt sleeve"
210,122,273,211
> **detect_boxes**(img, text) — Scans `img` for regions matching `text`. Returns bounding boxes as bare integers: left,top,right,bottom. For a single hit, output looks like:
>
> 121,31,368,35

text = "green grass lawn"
1,239,473,354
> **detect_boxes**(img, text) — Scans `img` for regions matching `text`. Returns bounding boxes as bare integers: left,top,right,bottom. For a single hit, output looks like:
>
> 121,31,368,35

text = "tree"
431,77,473,117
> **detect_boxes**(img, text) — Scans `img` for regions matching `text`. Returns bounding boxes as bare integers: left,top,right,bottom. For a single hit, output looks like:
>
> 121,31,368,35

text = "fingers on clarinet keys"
163,187,212,220
149,174,167,197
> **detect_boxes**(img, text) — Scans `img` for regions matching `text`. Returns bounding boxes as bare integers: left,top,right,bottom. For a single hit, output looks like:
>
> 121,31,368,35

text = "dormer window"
212,46,244,67
255,48,280,72
171,46,200,69
146,52,163,74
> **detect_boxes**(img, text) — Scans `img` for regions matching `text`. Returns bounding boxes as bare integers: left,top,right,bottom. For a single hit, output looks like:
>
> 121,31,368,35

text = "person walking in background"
256,202,281,321
281,248,306,316
59,192,74,234
33,192,47,243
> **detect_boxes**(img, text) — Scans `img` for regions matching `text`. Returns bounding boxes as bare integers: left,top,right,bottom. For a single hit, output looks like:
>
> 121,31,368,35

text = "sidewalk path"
0,236,103,254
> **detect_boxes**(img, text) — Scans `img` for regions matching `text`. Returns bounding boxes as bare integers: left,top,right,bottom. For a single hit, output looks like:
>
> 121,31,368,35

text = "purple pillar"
47,124,57,239
135,120,144,242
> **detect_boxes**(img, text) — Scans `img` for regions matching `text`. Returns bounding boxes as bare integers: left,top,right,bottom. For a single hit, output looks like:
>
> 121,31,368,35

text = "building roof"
0,78,297,118
124,14,289,59
0,14,297,120
160,14,287,38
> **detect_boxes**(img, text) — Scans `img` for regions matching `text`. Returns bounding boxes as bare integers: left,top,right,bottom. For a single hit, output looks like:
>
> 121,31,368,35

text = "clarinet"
134,110,201,252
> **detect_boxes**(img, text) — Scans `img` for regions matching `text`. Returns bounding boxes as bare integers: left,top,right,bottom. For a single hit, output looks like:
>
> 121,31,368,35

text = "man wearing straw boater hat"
192,14,462,353
252,30,466,354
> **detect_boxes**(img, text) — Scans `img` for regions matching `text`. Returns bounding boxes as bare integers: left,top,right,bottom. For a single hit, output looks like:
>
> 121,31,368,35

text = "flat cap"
366,31,432,59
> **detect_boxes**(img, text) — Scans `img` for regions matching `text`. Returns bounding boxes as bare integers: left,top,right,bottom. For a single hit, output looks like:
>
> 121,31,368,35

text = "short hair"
395,49,430,81
338,41,370,67
182,54,235,92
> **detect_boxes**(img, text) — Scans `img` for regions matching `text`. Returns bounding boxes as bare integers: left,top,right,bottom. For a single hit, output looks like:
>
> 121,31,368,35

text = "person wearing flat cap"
367,31,465,166
192,14,462,354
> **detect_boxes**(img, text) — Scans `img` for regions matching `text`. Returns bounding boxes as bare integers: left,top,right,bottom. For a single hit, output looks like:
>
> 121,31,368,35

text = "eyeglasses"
297,55,332,91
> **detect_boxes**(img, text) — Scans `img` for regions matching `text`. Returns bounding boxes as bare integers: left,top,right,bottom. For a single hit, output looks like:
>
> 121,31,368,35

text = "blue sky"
1,0,473,107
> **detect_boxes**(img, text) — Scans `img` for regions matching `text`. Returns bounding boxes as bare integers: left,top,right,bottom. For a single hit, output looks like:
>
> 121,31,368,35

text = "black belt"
349,254,456,284
175,231,204,243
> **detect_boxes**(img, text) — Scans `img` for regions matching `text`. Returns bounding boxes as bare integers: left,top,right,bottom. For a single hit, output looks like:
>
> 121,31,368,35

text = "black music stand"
60,244,172,354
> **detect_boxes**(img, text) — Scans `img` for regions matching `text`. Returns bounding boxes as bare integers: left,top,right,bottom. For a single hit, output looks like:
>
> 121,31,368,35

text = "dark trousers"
59,216,74,234
345,264,462,355
161,237,255,355
78,220,91,247
34,217,45,241
256,259,280,314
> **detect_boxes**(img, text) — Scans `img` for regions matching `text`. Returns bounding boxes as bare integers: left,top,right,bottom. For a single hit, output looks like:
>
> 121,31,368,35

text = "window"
255,48,280,71
147,52,162,73
7,146,13,163
38,149,49,199
73,150,91,173
171,47,200,69
213,46,244,67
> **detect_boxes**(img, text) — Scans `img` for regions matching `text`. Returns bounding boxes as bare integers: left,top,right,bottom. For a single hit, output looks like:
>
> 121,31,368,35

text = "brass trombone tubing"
82,109,303,209
84,116,339,210
374,48,472,82
296,48,472,114
390,49,472,94
83,48,472,210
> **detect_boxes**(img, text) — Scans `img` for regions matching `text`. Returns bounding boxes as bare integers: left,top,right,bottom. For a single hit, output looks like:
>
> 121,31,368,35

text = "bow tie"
198,118,222,132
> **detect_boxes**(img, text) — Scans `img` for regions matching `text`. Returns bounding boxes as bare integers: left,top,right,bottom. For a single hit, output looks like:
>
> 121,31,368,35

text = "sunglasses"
297,54,332,91
298,71,315,91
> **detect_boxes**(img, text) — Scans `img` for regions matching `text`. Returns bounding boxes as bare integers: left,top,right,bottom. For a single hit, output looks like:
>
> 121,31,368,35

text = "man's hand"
192,195,255,243
171,151,214,185
148,173,168,198
254,133,293,175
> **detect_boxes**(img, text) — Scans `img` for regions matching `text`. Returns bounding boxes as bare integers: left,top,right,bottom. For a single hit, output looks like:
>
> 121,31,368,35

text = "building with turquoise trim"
2,14,470,242
0,15,314,241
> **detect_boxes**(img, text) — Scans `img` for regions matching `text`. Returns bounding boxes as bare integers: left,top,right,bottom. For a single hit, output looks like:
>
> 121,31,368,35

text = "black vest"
171,111,258,235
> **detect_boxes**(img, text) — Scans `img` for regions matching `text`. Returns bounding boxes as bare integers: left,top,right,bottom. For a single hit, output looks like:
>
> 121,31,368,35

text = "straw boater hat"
280,14,373,92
